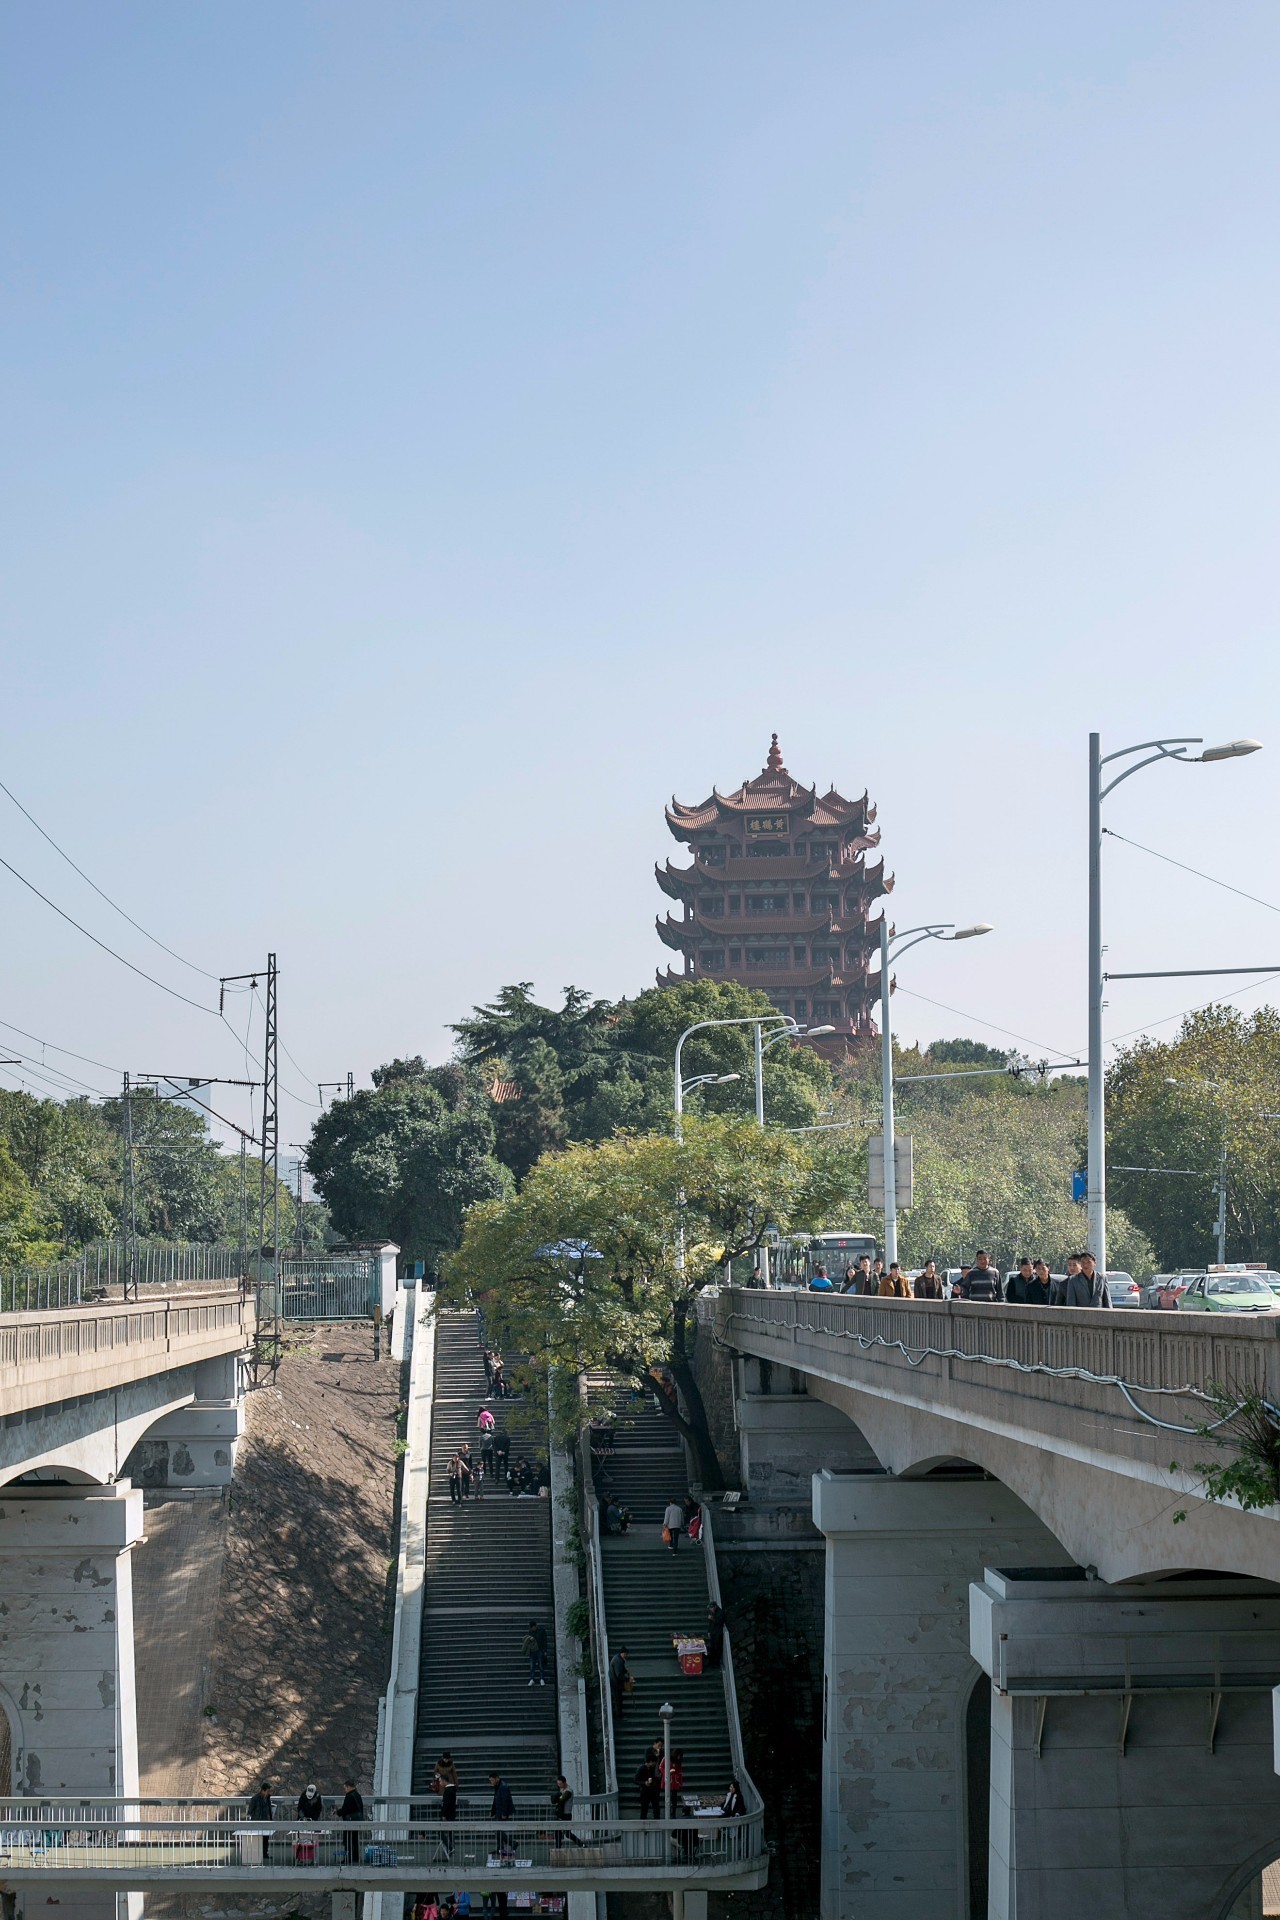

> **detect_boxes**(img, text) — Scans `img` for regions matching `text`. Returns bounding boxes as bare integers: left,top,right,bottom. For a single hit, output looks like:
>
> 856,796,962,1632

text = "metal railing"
578,1414,619,1805
699,1504,763,1817
0,1809,767,1885
0,1242,244,1313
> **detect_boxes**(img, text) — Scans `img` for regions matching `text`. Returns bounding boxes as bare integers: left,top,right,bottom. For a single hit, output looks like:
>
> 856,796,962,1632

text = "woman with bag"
662,1498,684,1554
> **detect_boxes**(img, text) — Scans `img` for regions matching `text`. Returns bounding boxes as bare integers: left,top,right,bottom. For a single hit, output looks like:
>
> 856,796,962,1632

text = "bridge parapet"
2,1287,254,1419
706,1290,1280,1512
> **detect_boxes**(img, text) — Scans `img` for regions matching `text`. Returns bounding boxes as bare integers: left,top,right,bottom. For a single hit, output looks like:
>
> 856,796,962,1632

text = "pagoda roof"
657,911,884,948
655,962,881,1003
666,733,874,840
655,847,888,894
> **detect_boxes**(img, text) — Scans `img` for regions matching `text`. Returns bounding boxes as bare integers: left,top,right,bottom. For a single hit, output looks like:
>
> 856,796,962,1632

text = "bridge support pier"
812,1470,1070,1920
0,1483,142,1920
970,1567,1280,1920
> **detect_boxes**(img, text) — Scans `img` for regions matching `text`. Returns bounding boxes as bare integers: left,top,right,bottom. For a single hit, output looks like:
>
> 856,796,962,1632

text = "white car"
1104,1271,1142,1308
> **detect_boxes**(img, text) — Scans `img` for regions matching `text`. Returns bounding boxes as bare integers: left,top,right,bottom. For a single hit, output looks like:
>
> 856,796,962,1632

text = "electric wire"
769,1304,1249,1437
250,985,321,1107
0,851,216,1015
892,985,1078,1065
1106,969,1280,1046
0,777,220,977
1104,828,1280,918
0,1015,122,1076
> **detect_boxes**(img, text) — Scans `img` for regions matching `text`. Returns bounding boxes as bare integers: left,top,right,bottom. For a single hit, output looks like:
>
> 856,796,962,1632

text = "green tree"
0,1090,119,1249
452,978,834,1177
0,1142,58,1269
306,1060,511,1268
1106,1006,1280,1269
443,1114,861,1486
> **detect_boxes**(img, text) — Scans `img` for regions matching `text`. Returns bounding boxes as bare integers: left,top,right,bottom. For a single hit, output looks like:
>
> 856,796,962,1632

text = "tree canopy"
1105,1006,1280,1270
451,977,833,1178
306,1059,511,1268
441,1113,861,1485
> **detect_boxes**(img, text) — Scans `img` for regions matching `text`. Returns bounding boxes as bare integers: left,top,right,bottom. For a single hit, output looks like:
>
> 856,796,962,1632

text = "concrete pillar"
970,1567,1280,1920
124,1399,244,1487
812,1470,1071,1920
0,1483,143,1920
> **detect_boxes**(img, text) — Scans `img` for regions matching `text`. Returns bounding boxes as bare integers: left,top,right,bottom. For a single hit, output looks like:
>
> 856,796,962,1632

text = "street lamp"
877,919,992,1264
680,1072,741,1098
1087,733,1262,1268
659,1697,676,1905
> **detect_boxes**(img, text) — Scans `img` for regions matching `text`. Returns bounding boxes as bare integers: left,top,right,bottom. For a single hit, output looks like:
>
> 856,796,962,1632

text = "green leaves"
306,1061,511,1266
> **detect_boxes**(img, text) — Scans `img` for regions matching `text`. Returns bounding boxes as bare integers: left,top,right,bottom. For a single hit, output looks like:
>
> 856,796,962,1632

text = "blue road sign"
1071,1170,1087,1204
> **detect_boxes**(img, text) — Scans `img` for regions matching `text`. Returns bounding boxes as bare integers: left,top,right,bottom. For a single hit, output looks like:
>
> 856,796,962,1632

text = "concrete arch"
1213,1836,1280,1920
0,1463,106,1488
803,1371,1280,1583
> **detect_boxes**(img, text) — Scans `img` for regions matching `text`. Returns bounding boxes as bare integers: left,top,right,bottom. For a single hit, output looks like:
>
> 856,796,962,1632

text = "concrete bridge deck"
1,1287,252,1421
707,1285,1280,1581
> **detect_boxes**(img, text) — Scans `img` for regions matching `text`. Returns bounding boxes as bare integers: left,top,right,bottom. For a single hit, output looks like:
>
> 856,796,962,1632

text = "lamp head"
715,1073,741,1085
1200,738,1262,762
659,1701,674,1720
951,923,994,940
804,1024,836,1037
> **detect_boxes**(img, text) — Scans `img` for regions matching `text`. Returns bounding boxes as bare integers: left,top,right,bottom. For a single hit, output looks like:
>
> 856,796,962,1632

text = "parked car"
1104,1271,1142,1308
1164,1270,1280,1315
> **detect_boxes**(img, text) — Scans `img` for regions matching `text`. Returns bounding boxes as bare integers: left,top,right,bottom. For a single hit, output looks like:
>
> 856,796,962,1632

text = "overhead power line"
0,1014,122,1076
0,777,220,978
1104,827,1280,918
892,985,1078,1065
0,851,216,1015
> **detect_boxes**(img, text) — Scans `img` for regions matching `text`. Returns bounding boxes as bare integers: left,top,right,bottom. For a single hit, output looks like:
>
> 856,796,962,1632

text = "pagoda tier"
655,734,893,1057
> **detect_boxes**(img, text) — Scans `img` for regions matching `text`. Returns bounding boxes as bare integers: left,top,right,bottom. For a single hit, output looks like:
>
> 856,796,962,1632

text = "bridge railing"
0,1243,245,1313
712,1286,1280,1416
0,1288,252,1405
0,1810,766,1882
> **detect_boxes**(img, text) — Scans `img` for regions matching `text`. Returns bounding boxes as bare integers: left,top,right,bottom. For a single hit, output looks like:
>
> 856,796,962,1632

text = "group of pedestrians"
421,1761,586,1917
243,1778,365,1863
808,1248,1112,1308
447,1433,551,1503
661,1493,702,1553
481,1348,510,1398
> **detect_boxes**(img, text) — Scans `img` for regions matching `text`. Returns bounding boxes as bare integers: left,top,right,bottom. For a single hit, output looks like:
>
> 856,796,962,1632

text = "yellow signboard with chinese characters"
746,813,788,837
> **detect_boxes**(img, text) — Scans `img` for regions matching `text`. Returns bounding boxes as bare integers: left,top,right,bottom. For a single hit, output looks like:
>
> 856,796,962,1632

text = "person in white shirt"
662,1498,684,1553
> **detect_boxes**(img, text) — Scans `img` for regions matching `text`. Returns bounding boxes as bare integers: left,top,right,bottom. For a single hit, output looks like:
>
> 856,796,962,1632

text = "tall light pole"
1087,734,1261,1269
672,1013,831,1285
877,920,992,1264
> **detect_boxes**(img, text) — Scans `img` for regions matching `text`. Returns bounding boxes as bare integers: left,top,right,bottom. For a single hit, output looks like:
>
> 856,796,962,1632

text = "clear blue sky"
2,2,1278,1148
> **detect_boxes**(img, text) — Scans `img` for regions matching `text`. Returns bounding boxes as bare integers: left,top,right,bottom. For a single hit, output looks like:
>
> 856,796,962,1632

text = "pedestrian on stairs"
705,1602,725,1669
448,1454,465,1504
609,1645,631,1718
635,1757,660,1819
662,1497,684,1552
338,1779,364,1864
522,1619,548,1686
478,1407,496,1481
458,1442,474,1497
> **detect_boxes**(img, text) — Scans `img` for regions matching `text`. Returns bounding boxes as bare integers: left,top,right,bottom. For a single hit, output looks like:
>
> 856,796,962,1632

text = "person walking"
338,1778,364,1865
297,1784,323,1821
662,1497,684,1554
721,1780,745,1818
447,1453,464,1504
705,1601,725,1670
493,1427,510,1480
808,1265,833,1291
913,1260,943,1300
522,1619,548,1687
1073,1251,1111,1308
870,1257,886,1292
962,1250,1001,1303
487,1770,514,1916
660,1747,684,1800
433,1751,459,1854
842,1264,859,1293
246,1780,273,1862
853,1254,874,1294
879,1261,910,1298
1025,1259,1053,1307
609,1645,631,1719
551,1774,583,1847
636,1756,661,1820
1006,1258,1034,1304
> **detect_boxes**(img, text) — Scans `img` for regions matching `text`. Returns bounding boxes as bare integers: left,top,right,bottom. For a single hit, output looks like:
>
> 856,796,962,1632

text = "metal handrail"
699,1504,763,1817
578,1413,619,1803
0,1811,768,1883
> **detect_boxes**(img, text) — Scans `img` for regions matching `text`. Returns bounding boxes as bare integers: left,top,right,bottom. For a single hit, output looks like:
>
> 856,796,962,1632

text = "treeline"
0,1086,325,1270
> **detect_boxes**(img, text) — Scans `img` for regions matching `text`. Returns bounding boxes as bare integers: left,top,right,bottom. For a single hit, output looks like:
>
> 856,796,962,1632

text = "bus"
773,1228,879,1287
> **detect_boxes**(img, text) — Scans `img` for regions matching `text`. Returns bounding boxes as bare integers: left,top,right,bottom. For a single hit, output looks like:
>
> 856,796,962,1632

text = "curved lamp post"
1087,733,1261,1268
878,920,993,1264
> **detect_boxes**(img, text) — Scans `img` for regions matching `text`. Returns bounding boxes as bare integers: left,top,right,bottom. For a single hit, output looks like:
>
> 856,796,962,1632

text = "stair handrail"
577,1402,620,1805
699,1501,764,1818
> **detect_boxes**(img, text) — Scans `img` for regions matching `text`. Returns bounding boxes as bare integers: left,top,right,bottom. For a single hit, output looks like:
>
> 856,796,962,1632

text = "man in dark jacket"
1024,1260,1053,1307
338,1779,365,1864
913,1260,944,1300
246,1781,273,1862
489,1772,514,1820
705,1602,725,1669
1073,1251,1111,1308
1006,1258,1034,1304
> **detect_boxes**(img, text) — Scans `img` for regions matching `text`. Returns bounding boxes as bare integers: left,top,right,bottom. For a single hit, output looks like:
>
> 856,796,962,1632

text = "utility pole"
221,955,281,1378
122,1073,139,1301
1215,1142,1228,1266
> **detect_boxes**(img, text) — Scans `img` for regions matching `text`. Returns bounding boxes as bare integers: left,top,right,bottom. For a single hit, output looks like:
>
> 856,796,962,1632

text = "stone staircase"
589,1380,735,1813
412,1312,559,1801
